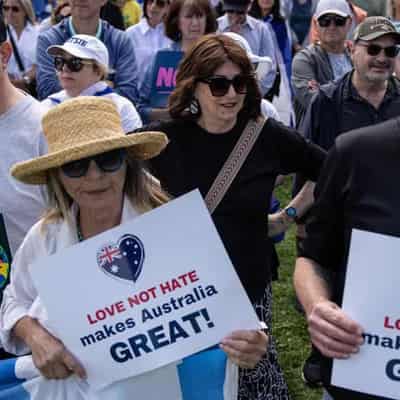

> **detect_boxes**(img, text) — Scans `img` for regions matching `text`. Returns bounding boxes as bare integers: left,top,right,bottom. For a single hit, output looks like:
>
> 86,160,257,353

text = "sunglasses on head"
54,56,93,72
199,75,250,97
357,42,400,58
61,149,126,178
318,15,347,28
3,5,21,12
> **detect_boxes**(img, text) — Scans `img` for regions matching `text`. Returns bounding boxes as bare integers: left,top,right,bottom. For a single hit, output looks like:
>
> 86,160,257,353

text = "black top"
301,72,400,151
136,117,325,302
300,117,400,400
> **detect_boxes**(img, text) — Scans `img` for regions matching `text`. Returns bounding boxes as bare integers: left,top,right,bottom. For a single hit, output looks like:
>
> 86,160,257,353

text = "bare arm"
294,257,364,359
13,316,86,380
268,180,315,237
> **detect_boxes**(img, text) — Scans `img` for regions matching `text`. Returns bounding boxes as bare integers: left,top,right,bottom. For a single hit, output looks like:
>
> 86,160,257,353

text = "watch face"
285,207,297,218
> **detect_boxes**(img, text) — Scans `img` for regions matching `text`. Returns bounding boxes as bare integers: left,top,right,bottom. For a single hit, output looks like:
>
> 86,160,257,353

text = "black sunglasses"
61,149,126,178
54,56,93,73
318,15,347,28
3,5,21,12
357,42,400,58
199,75,250,97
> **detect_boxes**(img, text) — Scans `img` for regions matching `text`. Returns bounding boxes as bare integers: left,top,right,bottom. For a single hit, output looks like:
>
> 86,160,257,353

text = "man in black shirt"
296,16,400,387
300,16,400,151
294,117,400,400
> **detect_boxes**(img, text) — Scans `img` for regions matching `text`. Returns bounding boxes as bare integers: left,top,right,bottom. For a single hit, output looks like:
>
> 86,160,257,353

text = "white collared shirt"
7,22,39,79
126,18,172,89
41,81,143,133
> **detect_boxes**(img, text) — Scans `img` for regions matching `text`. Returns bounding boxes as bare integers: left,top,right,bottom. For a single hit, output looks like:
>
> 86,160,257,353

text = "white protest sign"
30,190,259,390
331,229,400,400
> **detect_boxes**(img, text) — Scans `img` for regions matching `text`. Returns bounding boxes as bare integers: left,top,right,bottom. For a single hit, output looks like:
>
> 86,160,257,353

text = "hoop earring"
189,97,201,117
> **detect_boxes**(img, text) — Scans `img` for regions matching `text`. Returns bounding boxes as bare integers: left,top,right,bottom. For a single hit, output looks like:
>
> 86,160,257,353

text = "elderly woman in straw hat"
0,96,269,398
0,97,168,389
42,34,142,133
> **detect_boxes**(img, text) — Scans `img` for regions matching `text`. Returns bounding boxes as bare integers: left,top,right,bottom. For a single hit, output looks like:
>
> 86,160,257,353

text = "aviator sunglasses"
357,42,400,58
318,15,347,28
198,75,250,97
2,5,21,12
61,149,126,178
54,56,93,73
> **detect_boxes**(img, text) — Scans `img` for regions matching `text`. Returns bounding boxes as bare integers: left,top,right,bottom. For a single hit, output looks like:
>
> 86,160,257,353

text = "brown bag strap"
205,117,267,214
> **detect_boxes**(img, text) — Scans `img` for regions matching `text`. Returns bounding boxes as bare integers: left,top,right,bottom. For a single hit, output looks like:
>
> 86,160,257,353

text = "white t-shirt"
126,18,172,90
0,94,47,255
7,23,39,79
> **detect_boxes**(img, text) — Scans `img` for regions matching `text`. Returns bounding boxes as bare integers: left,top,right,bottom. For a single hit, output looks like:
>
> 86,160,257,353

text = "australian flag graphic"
97,234,144,283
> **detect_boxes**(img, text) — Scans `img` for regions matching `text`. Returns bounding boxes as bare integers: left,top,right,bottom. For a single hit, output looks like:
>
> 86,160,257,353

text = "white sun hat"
222,32,273,82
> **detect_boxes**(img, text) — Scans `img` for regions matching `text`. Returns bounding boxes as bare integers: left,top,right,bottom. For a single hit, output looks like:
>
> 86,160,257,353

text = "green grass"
272,178,322,400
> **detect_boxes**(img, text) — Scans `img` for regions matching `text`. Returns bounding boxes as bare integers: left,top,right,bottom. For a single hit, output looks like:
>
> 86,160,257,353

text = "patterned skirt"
238,285,290,400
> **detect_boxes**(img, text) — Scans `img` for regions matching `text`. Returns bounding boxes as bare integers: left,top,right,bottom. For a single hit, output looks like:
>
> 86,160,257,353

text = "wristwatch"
23,75,31,85
284,206,298,221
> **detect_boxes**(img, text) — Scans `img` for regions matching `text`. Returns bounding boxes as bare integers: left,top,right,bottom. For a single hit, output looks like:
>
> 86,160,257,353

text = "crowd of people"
0,0,399,399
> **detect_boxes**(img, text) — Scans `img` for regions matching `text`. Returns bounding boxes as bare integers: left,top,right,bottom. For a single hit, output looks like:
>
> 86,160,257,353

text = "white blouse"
7,22,39,79
126,18,171,90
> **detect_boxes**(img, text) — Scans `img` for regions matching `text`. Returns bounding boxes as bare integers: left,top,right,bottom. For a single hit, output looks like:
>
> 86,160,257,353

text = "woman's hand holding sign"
14,316,86,380
220,329,269,369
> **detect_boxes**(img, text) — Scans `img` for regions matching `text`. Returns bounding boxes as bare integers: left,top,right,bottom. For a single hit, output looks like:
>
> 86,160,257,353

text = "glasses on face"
3,5,22,13
357,42,400,58
54,56,93,72
317,15,347,28
60,149,126,178
199,75,250,97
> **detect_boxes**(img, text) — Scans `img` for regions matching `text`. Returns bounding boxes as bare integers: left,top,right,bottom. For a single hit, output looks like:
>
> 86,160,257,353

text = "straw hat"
11,97,168,185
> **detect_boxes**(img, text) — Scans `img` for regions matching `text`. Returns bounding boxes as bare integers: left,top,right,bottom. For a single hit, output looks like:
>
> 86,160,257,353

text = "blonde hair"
18,0,36,24
93,61,109,80
41,156,170,227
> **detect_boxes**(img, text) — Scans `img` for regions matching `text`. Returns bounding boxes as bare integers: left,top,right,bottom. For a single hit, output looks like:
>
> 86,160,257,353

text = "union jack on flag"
96,234,145,283
97,244,121,267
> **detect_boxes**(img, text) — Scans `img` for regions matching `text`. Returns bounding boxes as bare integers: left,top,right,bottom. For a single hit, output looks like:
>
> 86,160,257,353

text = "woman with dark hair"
136,33,326,399
126,0,171,86
137,0,217,123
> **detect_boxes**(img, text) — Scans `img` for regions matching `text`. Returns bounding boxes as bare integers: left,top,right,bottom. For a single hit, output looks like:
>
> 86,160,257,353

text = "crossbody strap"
6,25,26,73
205,117,267,214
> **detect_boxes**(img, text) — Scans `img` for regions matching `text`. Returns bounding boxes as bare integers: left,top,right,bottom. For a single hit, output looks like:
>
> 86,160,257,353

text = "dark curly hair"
168,33,262,121
164,0,217,42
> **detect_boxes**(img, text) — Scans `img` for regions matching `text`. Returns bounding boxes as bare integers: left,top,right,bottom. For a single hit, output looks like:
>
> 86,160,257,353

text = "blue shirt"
217,14,277,95
36,17,140,105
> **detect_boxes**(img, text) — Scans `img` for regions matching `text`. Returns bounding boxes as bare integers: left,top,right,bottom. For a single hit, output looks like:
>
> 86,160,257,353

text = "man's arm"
294,257,364,359
36,31,63,100
258,24,277,95
291,48,320,110
111,32,139,105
